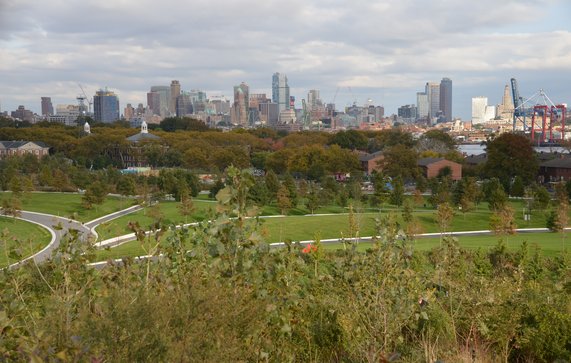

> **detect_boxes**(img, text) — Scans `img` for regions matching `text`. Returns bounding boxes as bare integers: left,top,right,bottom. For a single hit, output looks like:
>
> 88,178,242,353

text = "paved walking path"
6,205,143,268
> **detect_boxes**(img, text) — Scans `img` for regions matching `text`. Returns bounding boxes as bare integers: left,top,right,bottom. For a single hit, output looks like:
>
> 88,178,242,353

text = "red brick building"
358,151,384,175
417,157,462,180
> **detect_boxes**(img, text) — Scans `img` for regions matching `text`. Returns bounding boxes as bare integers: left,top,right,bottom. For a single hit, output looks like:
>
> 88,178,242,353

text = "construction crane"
78,84,93,115
511,78,526,131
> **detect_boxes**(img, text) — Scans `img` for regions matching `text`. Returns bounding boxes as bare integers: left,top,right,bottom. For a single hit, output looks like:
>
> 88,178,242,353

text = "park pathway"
7,205,143,269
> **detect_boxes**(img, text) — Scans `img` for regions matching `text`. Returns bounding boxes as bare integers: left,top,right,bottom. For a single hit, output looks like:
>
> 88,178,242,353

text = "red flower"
302,244,318,254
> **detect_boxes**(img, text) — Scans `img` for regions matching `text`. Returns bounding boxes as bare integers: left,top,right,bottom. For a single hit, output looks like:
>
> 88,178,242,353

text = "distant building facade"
41,97,54,116
272,72,290,113
0,141,50,159
93,89,120,123
232,82,249,126
439,78,452,122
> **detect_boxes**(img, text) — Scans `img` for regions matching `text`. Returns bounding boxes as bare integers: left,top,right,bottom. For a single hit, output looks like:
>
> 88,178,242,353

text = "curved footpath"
6,205,143,269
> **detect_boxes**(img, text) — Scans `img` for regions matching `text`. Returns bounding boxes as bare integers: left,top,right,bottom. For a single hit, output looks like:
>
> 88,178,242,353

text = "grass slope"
0,192,132,223
0,217,51,267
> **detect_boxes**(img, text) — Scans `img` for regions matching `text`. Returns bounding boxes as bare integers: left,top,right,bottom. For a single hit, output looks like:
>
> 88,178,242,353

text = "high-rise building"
147,92,161,116
272,72,290,113
472,96,491,124
170,80,181,115
41,97,53,116
150,86,171,117
426,82,440,122
439,78,452,122
124,103,135,120
176,92,193,117
93,88,120,123
416,92,429,120
307,90,320,109
232,82,249,126
398,104,417,122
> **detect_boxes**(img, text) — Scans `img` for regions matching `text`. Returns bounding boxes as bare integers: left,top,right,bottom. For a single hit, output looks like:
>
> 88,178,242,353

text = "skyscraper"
147,92,161,116
416,92,429,120
41,97,53,116
150,86,171,117
272,73,290,113
426,82,440,122
170,80,181,115
439,78,452,122
232,82,249,126
307,90,320,109
472,96,495,124
93,88,120,123
176,92,193,117
497,84,514,120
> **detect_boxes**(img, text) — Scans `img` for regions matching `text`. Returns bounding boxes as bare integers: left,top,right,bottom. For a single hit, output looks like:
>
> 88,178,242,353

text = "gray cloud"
1,0,570,119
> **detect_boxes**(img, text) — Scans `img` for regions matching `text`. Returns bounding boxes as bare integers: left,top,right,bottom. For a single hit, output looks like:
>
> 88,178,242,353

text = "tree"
490,204,517,241
117,175,136,198
264,170,280,203
283,173,298,207
82,181,107,210
436,202,454,238
178,185,195,224
277,184,292,215
511,176,525,197
248,179,270,206
305,183,322,214
484,178,508,211
209,178,225,199
378,144,419,181
389,176,405,208
484,133,538,189
328,130,368,150
532,184,550,211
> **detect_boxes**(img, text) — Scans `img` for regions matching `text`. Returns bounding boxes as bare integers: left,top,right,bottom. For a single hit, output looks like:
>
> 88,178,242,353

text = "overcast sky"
1,0,571,120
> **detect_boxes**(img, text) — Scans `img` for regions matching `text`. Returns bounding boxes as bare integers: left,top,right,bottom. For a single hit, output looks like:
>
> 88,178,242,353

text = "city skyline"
1,1,571,119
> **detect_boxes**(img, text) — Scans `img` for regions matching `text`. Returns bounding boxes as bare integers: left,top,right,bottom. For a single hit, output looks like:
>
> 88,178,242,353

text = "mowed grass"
93,198,561,262
322,232,570,257
94,199,217,241
0,216,52,267
0,192,132,223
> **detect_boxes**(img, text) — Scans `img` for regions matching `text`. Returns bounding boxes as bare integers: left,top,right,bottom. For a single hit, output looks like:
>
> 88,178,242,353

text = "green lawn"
92,198,561,262
0,192,133,223
323,232,570,257
95,199,216,240
0,216,52,267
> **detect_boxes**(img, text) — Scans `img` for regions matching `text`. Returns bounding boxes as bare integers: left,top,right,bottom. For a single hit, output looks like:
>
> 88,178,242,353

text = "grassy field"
322,232,570,257
93,197,562,261
0,192,131,223
0,216,52,267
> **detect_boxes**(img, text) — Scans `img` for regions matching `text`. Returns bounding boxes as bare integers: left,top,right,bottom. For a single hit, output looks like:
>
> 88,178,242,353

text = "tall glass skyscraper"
439,78,453,122
272,72,290,113
93,88,120,123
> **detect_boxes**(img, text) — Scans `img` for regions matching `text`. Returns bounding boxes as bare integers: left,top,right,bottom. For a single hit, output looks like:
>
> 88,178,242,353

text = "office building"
416,92,429,120
426,82,440,122
170,80,181,115
150,86,171,117
176,92,193,117
472,96,497,124
11,105,35,123
272,72,290,113
124,104,135,120
232,82,249,126
398,104,417,122
439,78,452,122
93,88,120,123
41,97,54,116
